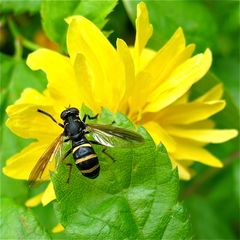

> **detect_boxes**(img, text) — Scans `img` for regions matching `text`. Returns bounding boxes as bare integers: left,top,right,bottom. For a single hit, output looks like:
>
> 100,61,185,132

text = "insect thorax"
64,115,85,140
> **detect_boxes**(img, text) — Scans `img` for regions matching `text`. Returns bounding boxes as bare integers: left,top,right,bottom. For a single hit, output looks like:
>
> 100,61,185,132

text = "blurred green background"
0,0,239,239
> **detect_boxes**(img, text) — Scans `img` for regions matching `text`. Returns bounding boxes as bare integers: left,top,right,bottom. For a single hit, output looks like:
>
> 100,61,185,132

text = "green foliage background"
0,0,239,239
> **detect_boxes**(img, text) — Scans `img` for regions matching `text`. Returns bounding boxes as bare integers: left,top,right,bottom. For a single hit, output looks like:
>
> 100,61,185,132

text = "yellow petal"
52,223,64,233
145,49,212,112
66,16,125,112
143,29,190,88
167,127,238,143
176,163,194,180
138,48,156,71
27,49,83,107
143,121,176,152
10,88,59,111
158,43,196,82
185,119,215,129
127,71,154,121
25,193,43,207
134,2,153,69
3,141,49,180
161,49,212,92
42,182,56,206
172,137,223,167
159,100,225,125
14,88,51,105
172,92,190,106
116,38,135,112
169,156,194,180
194,83,223,102
6,104,61,140
130,29,190,111
73,53,99,113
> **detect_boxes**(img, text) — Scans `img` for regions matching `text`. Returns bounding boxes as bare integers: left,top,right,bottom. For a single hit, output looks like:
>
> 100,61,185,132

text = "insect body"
61,108,100,179
28,107,144,186
72,138,99,179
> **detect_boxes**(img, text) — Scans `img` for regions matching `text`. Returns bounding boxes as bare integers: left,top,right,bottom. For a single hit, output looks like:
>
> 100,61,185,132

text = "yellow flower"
3,2,237,207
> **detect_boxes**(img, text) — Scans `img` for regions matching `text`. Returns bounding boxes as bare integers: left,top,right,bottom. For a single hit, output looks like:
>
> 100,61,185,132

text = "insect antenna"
64,104,71,109
37,109,64,128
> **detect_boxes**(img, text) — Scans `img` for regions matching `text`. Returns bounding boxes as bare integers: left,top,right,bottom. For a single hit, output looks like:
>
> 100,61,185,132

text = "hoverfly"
28,107,144,186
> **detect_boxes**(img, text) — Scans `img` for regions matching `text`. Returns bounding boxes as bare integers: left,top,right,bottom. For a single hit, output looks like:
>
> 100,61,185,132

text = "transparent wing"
28,133,64,187
86,124,144,147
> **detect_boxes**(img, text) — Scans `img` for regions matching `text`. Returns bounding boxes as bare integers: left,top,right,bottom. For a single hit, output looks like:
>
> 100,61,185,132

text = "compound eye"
60,107,79,120
60,110,68,120
71,107,79,115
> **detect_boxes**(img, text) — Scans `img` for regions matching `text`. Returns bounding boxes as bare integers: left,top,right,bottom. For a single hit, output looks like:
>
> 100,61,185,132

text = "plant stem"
22,38,41,51
8,17,41,54
14,37,23,60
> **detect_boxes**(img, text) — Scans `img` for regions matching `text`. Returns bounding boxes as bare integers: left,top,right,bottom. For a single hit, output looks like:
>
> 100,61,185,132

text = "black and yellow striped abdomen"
72,143,100,179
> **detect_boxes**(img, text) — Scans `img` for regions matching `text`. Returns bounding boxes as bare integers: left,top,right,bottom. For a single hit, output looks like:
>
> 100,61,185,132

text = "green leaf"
52,110,192,239
123,0,217,52
41,0,118,51
0,197,50,239
0,0,42,14
185,196,235,239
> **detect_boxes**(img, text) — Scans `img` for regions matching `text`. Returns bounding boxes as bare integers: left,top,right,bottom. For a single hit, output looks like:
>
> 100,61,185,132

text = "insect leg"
102,147,115,162
66,163,73,183
37,109,64,128
83,130,91,135
61,148,72,162
61,148,73,183
82,113,99,122
89,141,115,162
